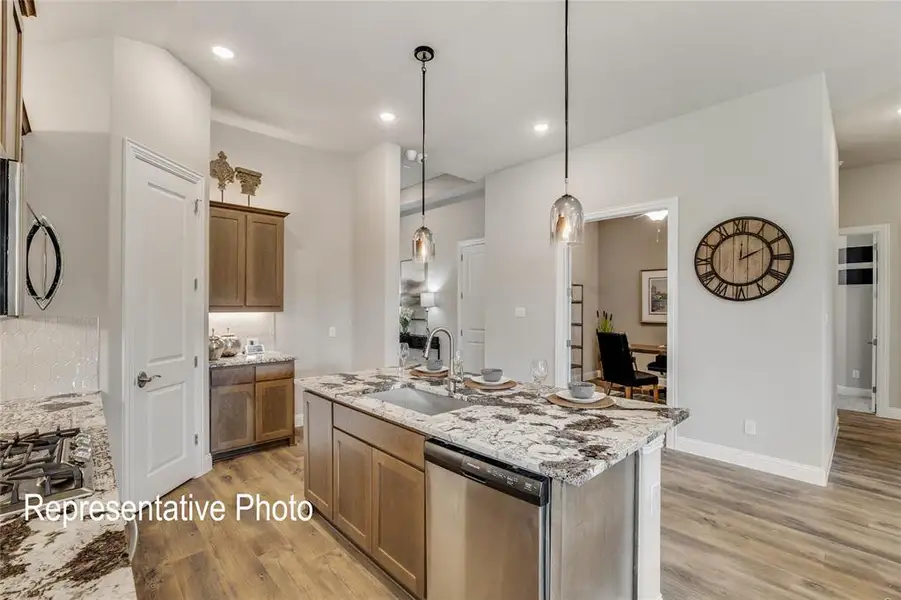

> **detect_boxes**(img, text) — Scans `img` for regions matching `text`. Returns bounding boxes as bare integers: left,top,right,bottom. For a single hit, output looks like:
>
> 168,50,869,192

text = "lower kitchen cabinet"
333,429,372,553
255,378,294,442
371,448,426,598
210,361,295,461
210,383,255,452
303,392,334,519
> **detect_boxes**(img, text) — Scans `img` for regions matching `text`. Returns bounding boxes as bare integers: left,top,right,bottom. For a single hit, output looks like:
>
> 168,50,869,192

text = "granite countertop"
209,350,296,369
298,368,689,487
0,393,136,600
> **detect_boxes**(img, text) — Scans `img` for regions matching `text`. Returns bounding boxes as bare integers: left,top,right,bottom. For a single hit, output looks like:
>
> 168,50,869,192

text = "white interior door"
459,240,486,373
124,141,203,504
870,235,879,413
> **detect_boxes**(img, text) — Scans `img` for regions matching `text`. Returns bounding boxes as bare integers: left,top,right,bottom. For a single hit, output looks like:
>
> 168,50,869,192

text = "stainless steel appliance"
425,439,550,600
0,426,94,518
0,159,23,316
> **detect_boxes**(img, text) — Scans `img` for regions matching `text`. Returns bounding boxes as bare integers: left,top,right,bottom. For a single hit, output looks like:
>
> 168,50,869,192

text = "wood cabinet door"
209,206,246,309
254,378,294,442
210,383,255,453
303,392,333,519
0,0,23,160
333,429,372,553
245,213,284,309
371,448,425,597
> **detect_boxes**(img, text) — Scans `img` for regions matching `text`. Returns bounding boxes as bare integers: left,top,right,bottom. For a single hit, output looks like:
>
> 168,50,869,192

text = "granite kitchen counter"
298,368,688,487
0,393,136,600
209,350,296,369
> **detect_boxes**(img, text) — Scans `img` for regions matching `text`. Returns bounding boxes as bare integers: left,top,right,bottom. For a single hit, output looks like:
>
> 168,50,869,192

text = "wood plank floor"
133,410,901,599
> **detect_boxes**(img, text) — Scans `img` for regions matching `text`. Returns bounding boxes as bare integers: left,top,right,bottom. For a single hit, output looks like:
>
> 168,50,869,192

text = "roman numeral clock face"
694,217,794,301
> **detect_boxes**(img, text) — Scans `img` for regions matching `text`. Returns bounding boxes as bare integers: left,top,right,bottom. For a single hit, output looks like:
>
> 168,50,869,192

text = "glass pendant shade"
550,193,584,244
412,223,435,263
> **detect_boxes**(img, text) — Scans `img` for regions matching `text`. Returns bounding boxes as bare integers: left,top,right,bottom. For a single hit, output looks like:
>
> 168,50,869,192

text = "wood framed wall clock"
694,216,794,301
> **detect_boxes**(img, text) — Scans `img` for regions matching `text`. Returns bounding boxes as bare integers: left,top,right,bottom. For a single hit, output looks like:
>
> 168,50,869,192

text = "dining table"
630,343,667,355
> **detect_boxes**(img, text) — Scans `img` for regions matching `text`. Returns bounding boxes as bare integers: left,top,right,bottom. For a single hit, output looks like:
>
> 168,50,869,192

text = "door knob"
136,371,161,388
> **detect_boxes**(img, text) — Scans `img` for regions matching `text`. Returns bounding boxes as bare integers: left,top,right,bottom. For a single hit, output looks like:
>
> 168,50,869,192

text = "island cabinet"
303,392,426,599
209,202,288,312
210,361,295,460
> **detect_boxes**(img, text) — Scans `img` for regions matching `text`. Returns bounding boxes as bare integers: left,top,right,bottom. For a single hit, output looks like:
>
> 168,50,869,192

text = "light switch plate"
328,326,337,338
744,419,757,436
514,307,527,318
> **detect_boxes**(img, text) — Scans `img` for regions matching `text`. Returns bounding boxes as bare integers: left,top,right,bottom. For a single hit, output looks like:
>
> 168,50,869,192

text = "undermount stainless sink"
369,387,470,416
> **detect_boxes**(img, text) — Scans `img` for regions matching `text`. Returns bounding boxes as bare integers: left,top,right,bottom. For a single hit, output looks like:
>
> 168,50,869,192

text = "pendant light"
549,0,584,245
412,45,436,263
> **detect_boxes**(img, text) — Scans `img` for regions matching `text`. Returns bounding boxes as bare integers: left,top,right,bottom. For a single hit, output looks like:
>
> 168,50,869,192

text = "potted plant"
399,306,414,343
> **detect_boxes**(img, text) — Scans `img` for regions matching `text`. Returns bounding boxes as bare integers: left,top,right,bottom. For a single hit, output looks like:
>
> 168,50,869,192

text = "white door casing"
458,239,486,373
123,140,204,504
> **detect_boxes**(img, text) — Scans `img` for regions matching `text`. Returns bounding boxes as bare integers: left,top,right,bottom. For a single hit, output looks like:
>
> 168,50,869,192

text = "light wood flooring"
133,410,901,599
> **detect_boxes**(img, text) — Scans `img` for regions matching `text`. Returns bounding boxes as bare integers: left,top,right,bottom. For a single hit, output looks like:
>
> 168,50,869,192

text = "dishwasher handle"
425,440,549,507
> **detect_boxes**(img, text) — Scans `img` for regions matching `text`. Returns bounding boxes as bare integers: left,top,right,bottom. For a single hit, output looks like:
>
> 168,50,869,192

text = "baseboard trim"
837,385,870,398
878,407,901,421
676,437,827,487
823,421,839,484
295,413,304,427
200,453,213,476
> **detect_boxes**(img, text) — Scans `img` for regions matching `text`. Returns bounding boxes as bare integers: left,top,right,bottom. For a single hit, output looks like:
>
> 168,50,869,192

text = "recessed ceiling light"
212,46,234,60
380,112,397,123
533,122,549,134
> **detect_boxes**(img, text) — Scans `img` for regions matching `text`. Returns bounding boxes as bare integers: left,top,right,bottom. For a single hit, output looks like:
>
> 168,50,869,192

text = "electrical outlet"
851,369,860,380
328,326,337,338
744,420,757,436
514,307,527,318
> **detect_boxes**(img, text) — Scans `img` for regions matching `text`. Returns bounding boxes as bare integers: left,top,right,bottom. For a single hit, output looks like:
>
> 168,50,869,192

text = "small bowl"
568,381,596,400
481,368,503,382
426,358,444,371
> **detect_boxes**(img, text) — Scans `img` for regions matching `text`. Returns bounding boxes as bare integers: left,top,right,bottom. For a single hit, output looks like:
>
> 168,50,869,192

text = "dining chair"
596,331,661,402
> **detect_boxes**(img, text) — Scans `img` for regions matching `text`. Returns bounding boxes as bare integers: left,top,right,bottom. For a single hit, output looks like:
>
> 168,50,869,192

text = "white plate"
470,375,512,386
414,365,448,374
554,389,607,404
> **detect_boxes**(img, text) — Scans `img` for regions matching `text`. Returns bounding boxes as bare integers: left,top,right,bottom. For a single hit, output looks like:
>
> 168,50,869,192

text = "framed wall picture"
640,269,668,324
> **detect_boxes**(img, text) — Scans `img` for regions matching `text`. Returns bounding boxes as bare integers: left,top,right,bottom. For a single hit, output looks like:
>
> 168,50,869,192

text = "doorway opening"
835,224,891,417
555,198,679,425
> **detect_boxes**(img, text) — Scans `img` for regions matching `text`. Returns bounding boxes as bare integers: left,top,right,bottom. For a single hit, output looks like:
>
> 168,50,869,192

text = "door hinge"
566,339,572,348
194,198,201,215
194,433,199,445
460,254,463,262
872,386,877,394
460,329,463,337
194,278,198,291
194,356,198,367
460,292,463,299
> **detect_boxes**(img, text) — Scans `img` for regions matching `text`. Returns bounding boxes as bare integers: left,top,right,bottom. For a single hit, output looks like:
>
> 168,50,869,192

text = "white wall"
485,76,837,472
399,195,485,359
23,36,211,488
353,143,401,369
839,160,901,411
209,121,356,375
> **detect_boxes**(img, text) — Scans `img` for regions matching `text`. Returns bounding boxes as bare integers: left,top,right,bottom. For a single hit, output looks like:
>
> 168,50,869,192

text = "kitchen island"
298,368,688,600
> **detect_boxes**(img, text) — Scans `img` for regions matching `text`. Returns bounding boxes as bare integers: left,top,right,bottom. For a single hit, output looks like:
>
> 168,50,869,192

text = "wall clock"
694,216,794,301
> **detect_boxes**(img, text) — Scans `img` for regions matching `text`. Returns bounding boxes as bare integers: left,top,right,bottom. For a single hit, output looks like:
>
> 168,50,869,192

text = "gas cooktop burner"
0,427,94,518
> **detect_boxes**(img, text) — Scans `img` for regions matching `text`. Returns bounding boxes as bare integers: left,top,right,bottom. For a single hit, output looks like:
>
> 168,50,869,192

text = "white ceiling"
25,1,901,180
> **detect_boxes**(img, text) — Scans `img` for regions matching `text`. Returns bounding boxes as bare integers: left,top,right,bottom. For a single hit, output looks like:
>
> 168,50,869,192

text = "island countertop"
297,368,688,487
0,393,136,600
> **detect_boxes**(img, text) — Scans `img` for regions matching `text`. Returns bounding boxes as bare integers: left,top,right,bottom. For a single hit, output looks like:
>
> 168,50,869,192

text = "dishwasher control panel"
426,439,549,506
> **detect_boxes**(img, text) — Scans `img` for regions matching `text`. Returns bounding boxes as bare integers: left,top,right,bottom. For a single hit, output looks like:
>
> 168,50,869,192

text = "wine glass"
453,350,464,381
530,359,548,390
398,343,410,376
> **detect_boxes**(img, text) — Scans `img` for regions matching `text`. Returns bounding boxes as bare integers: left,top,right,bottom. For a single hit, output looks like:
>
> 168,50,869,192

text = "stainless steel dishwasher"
425,439,550,600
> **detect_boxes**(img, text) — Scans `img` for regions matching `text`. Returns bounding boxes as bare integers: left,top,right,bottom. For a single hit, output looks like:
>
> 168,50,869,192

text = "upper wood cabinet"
1,0,24,160
209,201,288,312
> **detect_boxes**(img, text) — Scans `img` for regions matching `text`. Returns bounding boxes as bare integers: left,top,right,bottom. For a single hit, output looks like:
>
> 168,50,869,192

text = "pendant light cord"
564,0,570,193
421,62,427,220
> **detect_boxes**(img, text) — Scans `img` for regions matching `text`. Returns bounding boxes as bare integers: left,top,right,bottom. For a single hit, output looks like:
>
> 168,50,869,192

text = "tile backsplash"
0,316,99,401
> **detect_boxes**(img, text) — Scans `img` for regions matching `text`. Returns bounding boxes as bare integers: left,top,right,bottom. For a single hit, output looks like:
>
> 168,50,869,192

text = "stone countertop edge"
208,350,297,369
297,369,689,488
0,393,137,600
